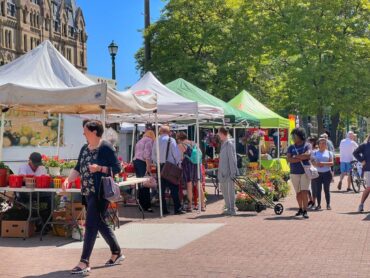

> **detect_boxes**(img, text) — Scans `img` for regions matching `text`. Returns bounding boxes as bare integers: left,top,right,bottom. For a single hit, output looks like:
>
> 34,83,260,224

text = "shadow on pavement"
362,214,370,221
264,215,303,221
0,235,77,248
189,213,256,220
338,211,363,215
23,270,71,278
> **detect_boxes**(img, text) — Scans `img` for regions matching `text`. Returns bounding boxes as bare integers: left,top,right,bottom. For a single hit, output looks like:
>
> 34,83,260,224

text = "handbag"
294,145,319,180
161,138,183,185
142,173,157,188
101,168,122,202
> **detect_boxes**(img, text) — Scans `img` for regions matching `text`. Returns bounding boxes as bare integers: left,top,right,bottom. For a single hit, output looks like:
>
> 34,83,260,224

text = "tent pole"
212,126,215,158
0,112,5,161
196,109,202,213
233,127,237,160
56,113,62,157
130,124,136,162
277,128,280,160
155,112,163,218
101,107,106,139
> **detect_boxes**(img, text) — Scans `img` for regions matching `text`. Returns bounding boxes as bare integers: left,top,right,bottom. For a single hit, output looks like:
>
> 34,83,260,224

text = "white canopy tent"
0,40,156,114
107,72,224,217
0,40,156,159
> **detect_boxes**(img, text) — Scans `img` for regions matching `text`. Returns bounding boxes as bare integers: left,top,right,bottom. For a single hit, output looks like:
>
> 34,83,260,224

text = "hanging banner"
2,111,64,148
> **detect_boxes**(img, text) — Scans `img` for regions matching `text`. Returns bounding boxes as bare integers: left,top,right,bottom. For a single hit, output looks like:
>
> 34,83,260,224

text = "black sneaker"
307,201,313,208
347,188,352,192
327,205,331,210
302,211,309,219
174,210,185,215
315,205,321,211
295,209,303,216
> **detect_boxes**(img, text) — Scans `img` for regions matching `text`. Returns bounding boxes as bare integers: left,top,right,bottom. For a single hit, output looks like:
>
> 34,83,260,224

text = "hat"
29,152,42,167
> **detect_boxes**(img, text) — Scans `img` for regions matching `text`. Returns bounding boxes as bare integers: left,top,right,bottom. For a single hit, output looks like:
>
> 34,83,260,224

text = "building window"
7,0,16,17
1,2,5,16
80,51,84,67
30,13,33,26
66,48,72,62
24,34,27,51
36,14,39,28
32,0,40,5
30,37,34,50
54,21,59,32
45,19,49,31
68,26,74,37
23,9,27,24
7,30,12,49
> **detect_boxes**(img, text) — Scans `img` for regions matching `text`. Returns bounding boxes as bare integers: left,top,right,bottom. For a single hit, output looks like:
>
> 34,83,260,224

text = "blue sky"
77,0,166,90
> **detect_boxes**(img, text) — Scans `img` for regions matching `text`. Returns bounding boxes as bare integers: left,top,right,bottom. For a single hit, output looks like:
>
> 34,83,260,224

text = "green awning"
228,90,290,128
166,79,260,125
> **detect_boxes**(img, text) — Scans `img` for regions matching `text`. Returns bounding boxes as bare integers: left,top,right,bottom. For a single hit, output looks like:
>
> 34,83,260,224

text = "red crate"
9,175,23,188
35,175,51,188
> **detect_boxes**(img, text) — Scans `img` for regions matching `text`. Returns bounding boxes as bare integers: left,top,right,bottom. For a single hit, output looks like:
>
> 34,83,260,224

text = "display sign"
2,111,64,148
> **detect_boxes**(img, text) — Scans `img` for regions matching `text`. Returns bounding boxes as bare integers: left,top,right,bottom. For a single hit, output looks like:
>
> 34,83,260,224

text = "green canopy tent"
229,90,290,160
166,79,260,126
228,90,289,128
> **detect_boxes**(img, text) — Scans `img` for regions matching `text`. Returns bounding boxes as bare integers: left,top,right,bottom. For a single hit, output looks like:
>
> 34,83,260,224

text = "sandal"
105,253,125,267
201,207,206,212
71,259,90,274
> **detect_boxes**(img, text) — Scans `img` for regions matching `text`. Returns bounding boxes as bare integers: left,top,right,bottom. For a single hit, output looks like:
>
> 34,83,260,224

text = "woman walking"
287,128,312,219
311,137,334,210
217,127,239,216
176,132,205,212
355,134,370,212
133,130,155,212
63,120,123,274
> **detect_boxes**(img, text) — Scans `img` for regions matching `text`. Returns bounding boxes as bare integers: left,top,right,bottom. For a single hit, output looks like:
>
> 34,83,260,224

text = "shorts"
364,171,370,188
290,174,310,193
340,162,352,173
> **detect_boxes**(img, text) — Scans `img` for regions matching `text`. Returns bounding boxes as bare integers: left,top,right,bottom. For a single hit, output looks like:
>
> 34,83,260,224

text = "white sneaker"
229,211,237,216
358,204,364,212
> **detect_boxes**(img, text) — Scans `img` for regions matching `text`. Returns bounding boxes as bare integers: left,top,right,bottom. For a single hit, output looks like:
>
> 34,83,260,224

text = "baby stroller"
233,176,284,215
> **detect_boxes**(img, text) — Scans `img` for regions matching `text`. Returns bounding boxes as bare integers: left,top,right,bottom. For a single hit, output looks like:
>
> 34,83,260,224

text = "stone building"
0,0,87,72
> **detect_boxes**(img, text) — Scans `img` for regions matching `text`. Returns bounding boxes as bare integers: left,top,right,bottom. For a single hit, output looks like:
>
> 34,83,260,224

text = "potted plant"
0,162,10,187
235,192,255,211
61,160,77,177
43,155,62,176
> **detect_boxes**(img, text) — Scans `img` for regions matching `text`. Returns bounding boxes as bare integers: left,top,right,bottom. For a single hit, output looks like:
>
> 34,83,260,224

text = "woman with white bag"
287,128,312,219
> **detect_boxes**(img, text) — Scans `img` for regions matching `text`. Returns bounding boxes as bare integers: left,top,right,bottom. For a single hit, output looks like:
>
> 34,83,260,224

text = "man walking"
338,131,358,191
152,125,184,215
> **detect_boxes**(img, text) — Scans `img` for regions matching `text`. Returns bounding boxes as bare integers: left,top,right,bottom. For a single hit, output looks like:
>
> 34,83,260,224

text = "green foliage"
136,0,369,131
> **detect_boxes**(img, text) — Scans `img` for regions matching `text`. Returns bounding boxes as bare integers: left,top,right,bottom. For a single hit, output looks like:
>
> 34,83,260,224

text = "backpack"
185,144,203,164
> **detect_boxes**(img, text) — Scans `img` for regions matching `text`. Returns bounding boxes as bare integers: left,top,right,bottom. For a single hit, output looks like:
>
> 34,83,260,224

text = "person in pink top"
133,130,155,212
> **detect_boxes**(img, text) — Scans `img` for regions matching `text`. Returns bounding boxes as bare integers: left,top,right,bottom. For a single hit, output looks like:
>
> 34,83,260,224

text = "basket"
24,176,36,188
9,175,23,188
35,175,51,188
53,177,62,188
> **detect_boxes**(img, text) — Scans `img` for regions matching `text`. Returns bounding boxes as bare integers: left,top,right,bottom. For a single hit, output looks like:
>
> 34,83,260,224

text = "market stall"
0,41,156,239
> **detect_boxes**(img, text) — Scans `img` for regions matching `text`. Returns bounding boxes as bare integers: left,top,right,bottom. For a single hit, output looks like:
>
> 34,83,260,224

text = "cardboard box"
1,220,35,238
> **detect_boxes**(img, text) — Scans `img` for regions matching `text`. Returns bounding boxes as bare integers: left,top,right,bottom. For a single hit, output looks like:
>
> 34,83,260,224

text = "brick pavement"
1,176,370,278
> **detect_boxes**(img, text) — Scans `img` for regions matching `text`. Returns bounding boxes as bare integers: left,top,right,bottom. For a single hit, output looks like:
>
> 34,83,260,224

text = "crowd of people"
287,128,370,219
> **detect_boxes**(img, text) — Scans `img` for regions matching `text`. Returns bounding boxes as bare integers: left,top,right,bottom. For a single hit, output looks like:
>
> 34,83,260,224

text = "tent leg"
101,108,106,139
0,112,5,161
130,124,136,162
277,128,280,160
196,110,202,213
56,113,62,157
155,113,163,218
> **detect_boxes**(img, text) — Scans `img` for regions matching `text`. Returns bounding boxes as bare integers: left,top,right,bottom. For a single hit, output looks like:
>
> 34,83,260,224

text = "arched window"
24,34,27,51
8,30,12,49
30,12,33,26
4,30,8,48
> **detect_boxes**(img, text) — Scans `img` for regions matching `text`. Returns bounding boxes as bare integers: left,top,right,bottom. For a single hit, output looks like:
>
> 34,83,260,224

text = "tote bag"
161,138,182,185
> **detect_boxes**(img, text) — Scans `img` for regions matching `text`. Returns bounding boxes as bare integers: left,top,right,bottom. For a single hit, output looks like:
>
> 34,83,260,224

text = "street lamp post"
108,40,118,80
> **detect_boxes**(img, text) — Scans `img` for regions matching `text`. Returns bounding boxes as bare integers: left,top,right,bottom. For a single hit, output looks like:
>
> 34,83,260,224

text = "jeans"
160,164,181,213
81,193,121,262
220,178,236,213
134,159,152,210
312,171,332,206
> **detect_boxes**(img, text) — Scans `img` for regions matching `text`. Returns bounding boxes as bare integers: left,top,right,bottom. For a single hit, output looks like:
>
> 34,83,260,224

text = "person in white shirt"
18,152,47,176
338,131,358,191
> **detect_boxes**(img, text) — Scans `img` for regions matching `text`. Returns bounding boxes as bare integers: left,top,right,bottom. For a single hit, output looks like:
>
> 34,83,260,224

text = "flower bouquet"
235,192,255,211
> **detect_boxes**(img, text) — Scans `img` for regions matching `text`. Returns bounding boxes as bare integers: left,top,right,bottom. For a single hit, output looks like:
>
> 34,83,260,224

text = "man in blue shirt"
152,125,184,215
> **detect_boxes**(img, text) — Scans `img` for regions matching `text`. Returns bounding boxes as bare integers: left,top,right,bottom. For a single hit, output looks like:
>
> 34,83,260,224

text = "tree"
136,0,370,134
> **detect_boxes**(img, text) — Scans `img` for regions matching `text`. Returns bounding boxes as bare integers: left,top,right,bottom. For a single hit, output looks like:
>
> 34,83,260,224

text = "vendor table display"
260,158,290,172
0,177,150,240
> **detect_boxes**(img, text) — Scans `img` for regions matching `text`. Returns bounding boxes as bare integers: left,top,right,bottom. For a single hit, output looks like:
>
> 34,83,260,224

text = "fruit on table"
20,136,29,146
20,126,33,137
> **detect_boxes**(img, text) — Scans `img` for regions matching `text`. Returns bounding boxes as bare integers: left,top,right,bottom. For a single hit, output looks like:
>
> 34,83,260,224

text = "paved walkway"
1,176,370,278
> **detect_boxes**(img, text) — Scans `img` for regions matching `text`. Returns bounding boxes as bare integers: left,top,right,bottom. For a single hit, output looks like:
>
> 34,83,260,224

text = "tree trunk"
330,113,340,147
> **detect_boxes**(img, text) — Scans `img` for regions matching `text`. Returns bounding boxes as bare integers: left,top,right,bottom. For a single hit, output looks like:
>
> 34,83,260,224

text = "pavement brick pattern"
1,176,370,278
